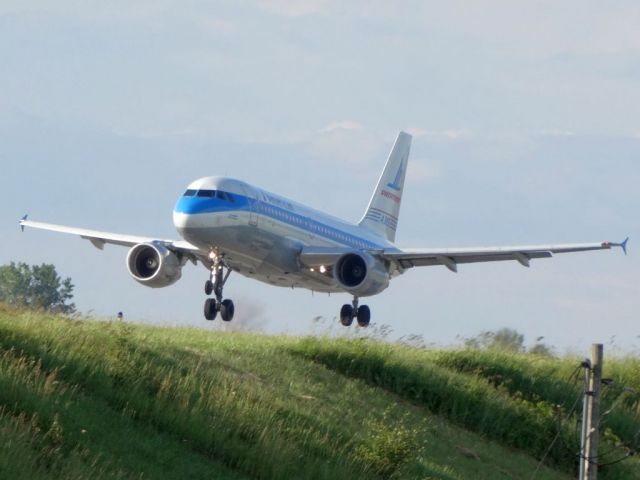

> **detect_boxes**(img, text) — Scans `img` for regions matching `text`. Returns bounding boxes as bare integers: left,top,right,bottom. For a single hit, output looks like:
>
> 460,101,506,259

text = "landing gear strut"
340,296,371,327
203,254,235,322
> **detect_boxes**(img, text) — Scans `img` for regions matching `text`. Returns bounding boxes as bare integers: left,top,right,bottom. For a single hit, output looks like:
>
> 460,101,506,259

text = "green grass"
0,305,637,479
290,337,640,478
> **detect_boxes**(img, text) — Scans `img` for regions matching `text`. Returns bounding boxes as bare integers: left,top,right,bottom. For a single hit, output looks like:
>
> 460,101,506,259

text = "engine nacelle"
333,252,390,297
126,243,183,288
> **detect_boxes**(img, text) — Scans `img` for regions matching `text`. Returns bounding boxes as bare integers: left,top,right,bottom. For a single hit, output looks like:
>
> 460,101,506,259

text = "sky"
1,1,638,353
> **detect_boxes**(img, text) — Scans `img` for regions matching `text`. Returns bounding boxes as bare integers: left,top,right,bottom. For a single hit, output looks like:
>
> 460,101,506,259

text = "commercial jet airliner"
20,132,628,326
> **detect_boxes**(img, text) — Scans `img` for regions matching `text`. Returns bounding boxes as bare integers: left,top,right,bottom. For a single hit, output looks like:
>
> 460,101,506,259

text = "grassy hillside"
0,305,638,479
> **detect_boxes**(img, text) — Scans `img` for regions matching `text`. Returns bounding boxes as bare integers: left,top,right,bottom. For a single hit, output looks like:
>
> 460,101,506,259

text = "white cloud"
320,120,364,133
406,127,471,141
584,7,640,55
412,1,640,58
231,128,315,145
406,160,440,185
0,1,175,21
199,17,238,36
255,0,331,17
308,123,381,166
0,1,76,15
537,129,575,137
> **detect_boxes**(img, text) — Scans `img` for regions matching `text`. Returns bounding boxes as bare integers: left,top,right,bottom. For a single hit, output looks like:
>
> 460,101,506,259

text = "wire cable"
579,381,640,470
530,389,583,480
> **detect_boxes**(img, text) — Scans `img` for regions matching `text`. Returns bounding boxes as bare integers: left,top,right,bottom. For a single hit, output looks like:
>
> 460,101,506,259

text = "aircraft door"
241,185,259,227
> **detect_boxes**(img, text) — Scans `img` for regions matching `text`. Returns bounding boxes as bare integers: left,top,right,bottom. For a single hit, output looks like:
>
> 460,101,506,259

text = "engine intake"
336,254,367,287
333,252,389,297
127,243,183,288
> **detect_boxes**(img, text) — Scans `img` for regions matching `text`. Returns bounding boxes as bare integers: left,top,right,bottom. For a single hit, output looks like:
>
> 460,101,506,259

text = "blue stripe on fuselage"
174,194,387,250
174,195,249,214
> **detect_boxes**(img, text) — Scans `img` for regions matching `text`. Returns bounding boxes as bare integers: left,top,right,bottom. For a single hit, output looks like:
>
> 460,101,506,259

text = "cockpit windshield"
185,189,234,202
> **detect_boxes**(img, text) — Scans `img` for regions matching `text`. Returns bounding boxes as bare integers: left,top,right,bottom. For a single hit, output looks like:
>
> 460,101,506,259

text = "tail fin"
359,131,412,243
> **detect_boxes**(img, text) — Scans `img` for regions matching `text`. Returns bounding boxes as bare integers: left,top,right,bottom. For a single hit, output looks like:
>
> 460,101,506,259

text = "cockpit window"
197,190,215,197
216,191,234,202
191,189,235,201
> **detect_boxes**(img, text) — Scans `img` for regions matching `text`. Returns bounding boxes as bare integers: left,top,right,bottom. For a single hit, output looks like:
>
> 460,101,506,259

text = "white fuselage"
173,176,397,293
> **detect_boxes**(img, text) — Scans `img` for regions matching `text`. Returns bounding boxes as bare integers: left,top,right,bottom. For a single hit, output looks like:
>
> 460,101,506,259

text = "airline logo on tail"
386,156,406,191
381,190,401,204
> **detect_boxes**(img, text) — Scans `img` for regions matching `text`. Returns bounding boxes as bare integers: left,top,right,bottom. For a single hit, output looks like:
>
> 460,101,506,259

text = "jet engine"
126,243,183,288
333,252,389,297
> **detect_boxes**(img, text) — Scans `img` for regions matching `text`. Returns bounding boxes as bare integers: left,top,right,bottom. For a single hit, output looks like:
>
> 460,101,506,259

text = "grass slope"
0,306,637,479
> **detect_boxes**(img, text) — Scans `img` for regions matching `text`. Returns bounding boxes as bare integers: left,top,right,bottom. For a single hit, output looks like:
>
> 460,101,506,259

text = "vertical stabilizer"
358,132,412,243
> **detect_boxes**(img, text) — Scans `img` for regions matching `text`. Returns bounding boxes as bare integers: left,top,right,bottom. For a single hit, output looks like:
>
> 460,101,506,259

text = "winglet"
620,237,629,256
606,237,629,255
19,214,28,232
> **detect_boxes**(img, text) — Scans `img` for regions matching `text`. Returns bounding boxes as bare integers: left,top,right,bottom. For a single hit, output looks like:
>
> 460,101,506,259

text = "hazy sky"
1,1,638,352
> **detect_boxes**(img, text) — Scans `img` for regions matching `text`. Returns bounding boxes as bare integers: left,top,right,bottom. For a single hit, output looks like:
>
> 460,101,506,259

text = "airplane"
19,131,628,326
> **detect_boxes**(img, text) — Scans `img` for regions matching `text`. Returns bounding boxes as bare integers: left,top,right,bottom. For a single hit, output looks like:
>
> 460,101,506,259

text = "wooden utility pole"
578,358,591,480
580,344,603,480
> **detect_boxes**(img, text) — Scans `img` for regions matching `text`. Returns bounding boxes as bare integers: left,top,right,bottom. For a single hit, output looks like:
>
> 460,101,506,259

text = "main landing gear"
340,296,371,327
203,255,235,322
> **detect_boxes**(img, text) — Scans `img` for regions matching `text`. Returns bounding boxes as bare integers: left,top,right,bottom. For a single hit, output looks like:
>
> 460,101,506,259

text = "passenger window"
184,189,196,197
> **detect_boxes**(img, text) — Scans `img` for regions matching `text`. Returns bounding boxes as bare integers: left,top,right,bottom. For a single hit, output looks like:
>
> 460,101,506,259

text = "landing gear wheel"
356,305,371,327
220,299,235,322
340,304,354,326
203,254,235,322
204,298,217,321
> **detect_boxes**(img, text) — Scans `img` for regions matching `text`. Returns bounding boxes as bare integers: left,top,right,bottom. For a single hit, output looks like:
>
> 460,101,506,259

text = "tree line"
0,262,75,314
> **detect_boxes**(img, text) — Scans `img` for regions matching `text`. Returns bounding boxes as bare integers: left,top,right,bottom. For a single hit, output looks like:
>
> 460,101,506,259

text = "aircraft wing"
381,240,628,272
19,216,200,256
300,239,628,273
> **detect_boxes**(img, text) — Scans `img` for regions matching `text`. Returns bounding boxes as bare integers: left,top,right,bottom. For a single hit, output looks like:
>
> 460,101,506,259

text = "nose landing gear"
203,254,235,322
339,296,371,327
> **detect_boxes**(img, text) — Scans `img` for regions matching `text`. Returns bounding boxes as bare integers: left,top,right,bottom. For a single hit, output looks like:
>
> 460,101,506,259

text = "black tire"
356,305,371,327
220,299,235,322
204,298,217,321
204,280,214,296
340,304,354,326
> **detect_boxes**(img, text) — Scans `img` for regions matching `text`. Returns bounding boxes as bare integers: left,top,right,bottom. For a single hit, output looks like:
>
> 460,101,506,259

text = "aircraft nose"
174,196,200,215
173,210,192,231
173,197,199,231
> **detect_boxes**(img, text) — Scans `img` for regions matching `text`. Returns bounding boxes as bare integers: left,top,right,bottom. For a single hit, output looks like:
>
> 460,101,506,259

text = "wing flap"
383,241,626,271
392,251,553,269
298,240,625,272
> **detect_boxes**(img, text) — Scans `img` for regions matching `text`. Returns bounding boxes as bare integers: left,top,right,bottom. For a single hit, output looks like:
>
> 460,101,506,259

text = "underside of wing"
299,239,628,275
298,246,359,267
19,217,201,258
383,240,628,272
